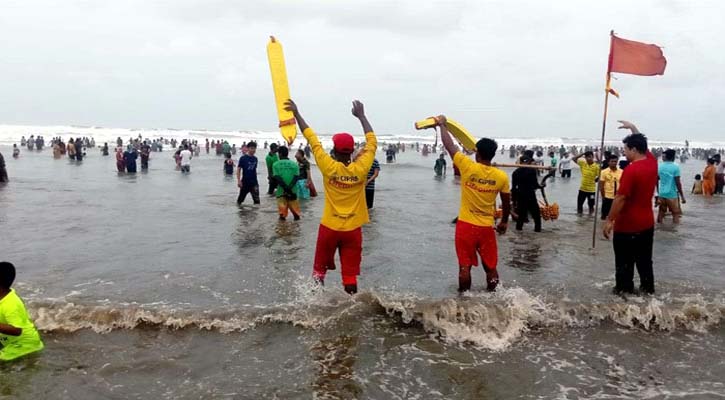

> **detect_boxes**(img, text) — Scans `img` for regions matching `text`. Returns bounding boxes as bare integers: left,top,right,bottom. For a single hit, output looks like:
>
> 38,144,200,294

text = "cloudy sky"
1,0,722,141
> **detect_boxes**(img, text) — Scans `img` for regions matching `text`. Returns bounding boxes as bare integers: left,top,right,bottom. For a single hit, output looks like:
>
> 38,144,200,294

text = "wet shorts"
658,197,681,216
455,220,498,269
313,224,362,285
277,197,301,218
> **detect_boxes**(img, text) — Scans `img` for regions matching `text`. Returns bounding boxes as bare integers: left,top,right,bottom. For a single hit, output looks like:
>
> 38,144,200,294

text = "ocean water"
2,124,723,150
0,144,723,399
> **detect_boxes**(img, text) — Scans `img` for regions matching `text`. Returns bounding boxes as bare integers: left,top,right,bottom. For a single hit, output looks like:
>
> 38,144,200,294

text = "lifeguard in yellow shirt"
437,116,511,292
284,99,377,294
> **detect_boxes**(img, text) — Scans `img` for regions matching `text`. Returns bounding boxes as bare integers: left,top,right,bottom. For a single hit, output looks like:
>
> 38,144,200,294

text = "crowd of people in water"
1,100,725,362
1,130,725,203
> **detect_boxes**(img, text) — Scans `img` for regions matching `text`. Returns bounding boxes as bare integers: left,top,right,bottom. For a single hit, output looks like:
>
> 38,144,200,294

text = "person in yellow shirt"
284,99,376,294
599,154,623,221
1,262,44,361
573,151,601,216
437,115,511,292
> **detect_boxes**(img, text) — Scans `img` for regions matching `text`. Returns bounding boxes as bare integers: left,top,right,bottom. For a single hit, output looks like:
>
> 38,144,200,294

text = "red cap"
332,133,354,154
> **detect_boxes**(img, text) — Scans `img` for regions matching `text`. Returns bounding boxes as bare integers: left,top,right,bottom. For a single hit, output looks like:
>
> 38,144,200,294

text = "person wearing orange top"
702,158,716,197
437,115,511,292
285,99,377,295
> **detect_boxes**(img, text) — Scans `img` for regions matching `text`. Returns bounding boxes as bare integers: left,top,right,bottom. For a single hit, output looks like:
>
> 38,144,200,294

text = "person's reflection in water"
310,335,362,399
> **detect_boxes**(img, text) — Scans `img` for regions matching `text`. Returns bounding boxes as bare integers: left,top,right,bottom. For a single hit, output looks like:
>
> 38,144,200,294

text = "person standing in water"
101,143,109,156
223,153,235,176
272,146,301,221
115,147,125,172
123,145,138,173
67,138,76,160
365,158,380,209
438,115,511,292
434,153,447,177
512,151,543,232
715,157,725,195
599,154,622,221
559,152,572,178
12,145,20,159
285,98,377,295
702,158,716,197
573,151,600,216
603,120,658,295
266,143,280,195
140,142,150,171
73,138,85,161
295,149,312,200
74,137,84,161
179,144,192,174
236,141,260,205
0,152,7,183
548,151,558,179
657,149,686,223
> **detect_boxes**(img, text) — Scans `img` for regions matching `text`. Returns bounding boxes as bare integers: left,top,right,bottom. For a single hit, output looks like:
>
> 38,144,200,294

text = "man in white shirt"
180,144,192,173
558,152,572,178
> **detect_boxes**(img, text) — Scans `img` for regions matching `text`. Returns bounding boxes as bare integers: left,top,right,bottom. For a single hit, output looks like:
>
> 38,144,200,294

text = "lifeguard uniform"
453,153,510,290
302,128,377,291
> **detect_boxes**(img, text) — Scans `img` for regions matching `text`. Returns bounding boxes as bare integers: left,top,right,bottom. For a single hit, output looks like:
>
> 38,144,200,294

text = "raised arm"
351,100,378,170
352,100,373,134
617,120,641,134
286,99,332,171
285,99,310,132
436,115,459,159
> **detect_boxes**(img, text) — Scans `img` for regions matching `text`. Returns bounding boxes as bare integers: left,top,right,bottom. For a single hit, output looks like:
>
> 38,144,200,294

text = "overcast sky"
1,0,723,141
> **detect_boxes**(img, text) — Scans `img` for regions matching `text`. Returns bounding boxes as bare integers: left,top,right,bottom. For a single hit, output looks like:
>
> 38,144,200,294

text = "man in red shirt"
603,120,658,294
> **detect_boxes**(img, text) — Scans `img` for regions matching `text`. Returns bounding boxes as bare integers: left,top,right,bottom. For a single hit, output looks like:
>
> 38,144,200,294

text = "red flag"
608,35,667,76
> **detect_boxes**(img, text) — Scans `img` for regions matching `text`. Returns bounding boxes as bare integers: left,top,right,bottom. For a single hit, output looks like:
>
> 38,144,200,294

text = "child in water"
691,174,703,194
0,262,44,361
223,153,235,176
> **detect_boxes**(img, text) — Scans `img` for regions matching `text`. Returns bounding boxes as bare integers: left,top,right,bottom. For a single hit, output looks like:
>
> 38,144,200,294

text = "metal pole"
592,31,615,249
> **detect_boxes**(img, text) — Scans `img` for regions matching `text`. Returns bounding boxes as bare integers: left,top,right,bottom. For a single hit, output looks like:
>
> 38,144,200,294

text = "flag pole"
591,30,615,249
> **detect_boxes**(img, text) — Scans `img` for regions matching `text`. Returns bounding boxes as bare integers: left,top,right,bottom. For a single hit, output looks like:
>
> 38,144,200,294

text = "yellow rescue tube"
267,36,297,145
415,117,478,152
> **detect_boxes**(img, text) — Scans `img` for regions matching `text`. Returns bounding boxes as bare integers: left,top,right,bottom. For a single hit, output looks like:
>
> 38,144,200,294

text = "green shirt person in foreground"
272,146,301,221
0,262,44,361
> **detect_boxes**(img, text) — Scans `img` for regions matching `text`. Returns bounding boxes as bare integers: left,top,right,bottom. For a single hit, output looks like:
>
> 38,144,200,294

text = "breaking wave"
29,288,724,351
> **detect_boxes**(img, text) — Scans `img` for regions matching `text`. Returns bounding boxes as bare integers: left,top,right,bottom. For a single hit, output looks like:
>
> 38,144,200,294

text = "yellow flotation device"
267,36,297,145
414,117,478,152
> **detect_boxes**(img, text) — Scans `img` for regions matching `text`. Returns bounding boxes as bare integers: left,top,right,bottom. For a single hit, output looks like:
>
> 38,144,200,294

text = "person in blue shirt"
123,145,138,173
657,149,686,223
236,141,260,205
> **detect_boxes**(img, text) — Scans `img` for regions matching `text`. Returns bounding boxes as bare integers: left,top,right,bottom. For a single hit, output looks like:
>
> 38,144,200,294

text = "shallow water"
1,146,724,399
